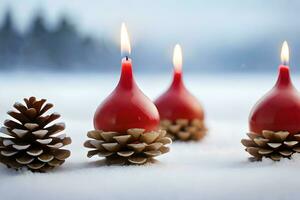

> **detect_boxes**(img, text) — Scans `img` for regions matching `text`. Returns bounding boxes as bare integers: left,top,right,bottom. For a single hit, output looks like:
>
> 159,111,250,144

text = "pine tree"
23,13,52,67
48,16,82,68
0,9,23,68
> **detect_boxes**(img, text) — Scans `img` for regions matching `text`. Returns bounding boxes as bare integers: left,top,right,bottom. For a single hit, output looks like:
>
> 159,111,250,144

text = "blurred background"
0,0,299,73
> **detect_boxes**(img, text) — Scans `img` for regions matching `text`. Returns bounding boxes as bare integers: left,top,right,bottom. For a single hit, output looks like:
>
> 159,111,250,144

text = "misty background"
0,0,299,73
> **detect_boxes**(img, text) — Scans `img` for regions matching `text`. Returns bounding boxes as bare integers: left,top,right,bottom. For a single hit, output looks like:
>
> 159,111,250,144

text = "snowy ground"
1,72,300,200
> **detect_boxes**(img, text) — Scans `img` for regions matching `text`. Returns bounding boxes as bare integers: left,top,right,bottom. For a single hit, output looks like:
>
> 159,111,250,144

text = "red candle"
93,23,159,132
249,41,300,135
154,44,204,121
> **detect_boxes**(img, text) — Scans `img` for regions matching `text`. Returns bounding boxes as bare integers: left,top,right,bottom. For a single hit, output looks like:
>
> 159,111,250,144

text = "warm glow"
121,23,131,58
173,44,182,73
281,41,289,65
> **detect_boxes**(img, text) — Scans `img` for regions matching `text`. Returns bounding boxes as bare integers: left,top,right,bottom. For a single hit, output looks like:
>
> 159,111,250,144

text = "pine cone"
241,130,300,161
160,119,207,141
84,128,172,165
0,97,72,172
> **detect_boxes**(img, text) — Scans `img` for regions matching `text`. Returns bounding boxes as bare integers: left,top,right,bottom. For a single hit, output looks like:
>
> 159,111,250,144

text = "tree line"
0,10,118,71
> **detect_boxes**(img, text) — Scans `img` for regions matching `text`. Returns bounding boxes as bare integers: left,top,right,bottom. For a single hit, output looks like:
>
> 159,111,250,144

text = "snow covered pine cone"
0,97,71,172
241,130,300,161
160,119,207,141
84,128,172,165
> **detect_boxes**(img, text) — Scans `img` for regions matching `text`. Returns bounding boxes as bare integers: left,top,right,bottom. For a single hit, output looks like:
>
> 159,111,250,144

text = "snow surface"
1,72,300,200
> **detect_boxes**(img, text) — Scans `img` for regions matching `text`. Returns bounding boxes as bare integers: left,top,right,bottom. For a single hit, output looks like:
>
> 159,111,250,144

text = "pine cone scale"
45,123,65,136
48,159,64,167
39,103,53,115
144,150,161,157
294,147,300,152
4,120,23,130
24,108,38,119
160,145,171,153
16,155,35,164
24,123,39,130
279,151,293,156
28,162,45,170
52,149,71,160
100,132,119,142
117,151,134,157
32,130,48,138
145,142,163,151
102,143,120,152
87,150,99,158
127,143,146,152
113,135,131,145
246,147,261,158
284,141,298,146
12,144,31,150
38,154,54,162
36,138,52,144
98,151,114,157
1,150,18,156
267,143,282,148
241,139,256,146
27,148,43,156
258,148,273,155
32,99,46,112
13,102,28,113
47,143,63,148
128,157,147,164
7,111,30,124
253,137,269,146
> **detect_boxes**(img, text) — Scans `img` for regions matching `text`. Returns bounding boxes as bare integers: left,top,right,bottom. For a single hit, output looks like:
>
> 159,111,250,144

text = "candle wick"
126,56,129,61
283,61,289,66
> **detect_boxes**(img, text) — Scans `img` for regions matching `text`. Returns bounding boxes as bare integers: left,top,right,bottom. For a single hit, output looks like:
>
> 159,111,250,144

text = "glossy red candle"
155,70,204,121
94,59,160,132
249,65,300,135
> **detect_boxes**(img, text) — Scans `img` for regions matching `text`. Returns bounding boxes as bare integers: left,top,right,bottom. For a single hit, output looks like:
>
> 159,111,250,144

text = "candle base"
241,130,300,161
160,119,207,141
84,128,172,165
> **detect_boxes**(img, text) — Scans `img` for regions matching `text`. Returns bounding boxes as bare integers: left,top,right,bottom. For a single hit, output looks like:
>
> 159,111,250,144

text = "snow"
1,72,300,200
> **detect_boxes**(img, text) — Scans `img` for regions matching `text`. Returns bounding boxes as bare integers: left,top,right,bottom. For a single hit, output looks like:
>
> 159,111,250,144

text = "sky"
0,0,300,71
0,0,297,45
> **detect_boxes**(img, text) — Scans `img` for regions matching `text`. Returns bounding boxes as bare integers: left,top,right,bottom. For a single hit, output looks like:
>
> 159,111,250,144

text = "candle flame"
173,44,182,73
281,41,289,65
121,23,131,58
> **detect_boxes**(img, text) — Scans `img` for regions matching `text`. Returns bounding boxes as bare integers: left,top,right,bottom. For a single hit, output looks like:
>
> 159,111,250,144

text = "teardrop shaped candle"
94,58,160,132
249,46,300,135
94,24,159,132
154,44,206,141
